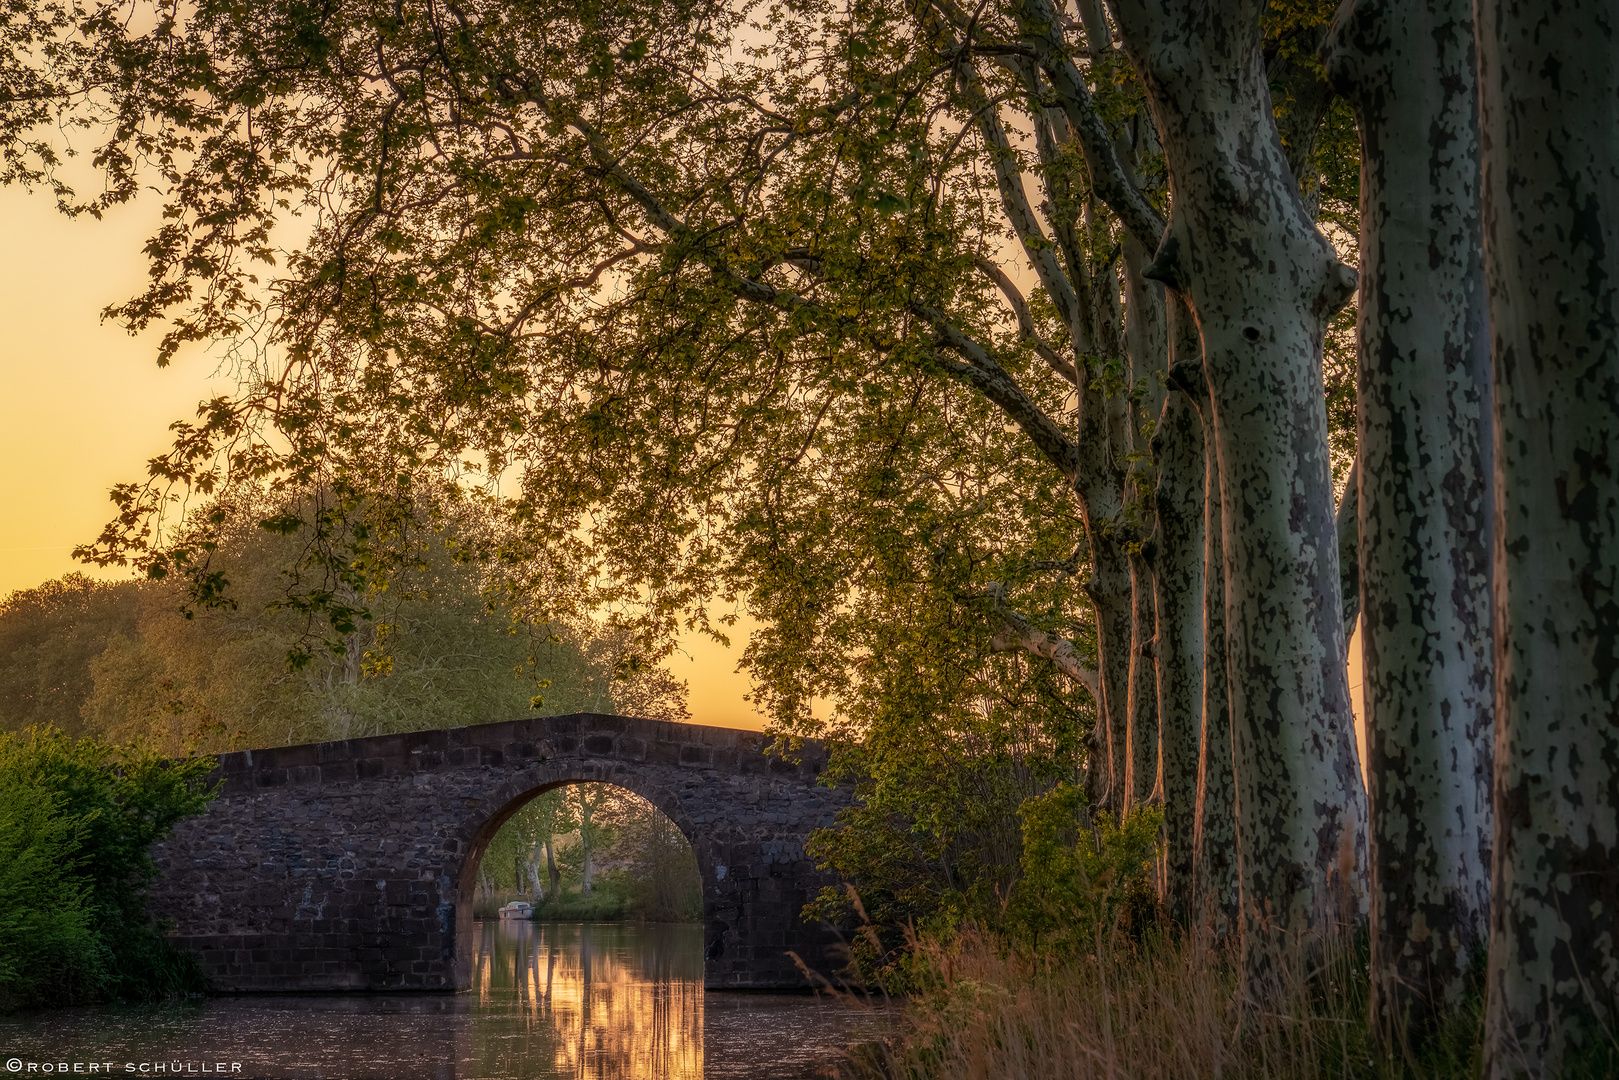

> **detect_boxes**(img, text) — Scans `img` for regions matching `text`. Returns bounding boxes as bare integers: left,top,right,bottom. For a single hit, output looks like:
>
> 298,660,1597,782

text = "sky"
0,182,771,731
0,180,1365,749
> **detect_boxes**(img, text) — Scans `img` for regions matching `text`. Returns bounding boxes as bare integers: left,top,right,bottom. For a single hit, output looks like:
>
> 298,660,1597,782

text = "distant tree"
477,783,701,920
0,494,688,753
0,575,140,737
483,788,567,902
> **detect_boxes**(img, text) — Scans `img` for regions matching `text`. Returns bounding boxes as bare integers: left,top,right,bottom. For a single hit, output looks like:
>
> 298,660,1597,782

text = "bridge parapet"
149,714,850,991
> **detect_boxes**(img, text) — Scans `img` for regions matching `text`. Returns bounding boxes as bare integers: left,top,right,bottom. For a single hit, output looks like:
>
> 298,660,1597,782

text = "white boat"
498,900,534,920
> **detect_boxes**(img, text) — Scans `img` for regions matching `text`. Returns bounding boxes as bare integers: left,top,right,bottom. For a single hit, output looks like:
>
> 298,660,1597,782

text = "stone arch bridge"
148,714,851,991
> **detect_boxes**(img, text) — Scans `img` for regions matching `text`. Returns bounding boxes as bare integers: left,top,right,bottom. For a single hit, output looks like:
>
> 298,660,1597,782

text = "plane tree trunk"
1125,235,1170,813
1473,3,1619,1074
1322,0,1495,1050
1107,0,1368,991
1151,347,1207,923
580,800,595,897
1191,369,1240,935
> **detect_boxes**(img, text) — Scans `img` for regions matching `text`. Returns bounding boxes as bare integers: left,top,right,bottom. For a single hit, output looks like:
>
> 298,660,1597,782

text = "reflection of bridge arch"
149,714,850,990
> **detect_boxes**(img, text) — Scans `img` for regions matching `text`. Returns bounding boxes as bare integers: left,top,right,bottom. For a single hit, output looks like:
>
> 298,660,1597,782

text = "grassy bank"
841,928,1507,1080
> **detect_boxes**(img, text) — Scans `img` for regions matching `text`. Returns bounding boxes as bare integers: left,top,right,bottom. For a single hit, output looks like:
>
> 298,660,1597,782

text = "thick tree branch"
924,0,1161,250
912,301,1083,480
985,582,1101,696
953,55,1085,342
972,254,1081,386
1010,0,1167,250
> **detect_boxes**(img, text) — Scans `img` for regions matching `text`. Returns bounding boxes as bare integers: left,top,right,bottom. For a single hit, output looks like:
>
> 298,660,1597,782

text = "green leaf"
873,192,910,216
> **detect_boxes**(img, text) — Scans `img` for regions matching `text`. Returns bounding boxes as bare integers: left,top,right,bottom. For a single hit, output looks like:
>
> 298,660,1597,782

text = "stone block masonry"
147,714,852,991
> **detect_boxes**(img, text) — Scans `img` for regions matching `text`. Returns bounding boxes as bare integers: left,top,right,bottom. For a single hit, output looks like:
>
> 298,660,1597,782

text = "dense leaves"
0,728,217,1010
0,497,688,755
6,0,1358,986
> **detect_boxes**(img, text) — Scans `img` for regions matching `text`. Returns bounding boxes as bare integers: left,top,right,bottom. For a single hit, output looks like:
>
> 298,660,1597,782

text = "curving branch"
912,301,1083,480
973,254,1081,386
1010,0,1167,251
951,53,1085,341
985,582,1101,696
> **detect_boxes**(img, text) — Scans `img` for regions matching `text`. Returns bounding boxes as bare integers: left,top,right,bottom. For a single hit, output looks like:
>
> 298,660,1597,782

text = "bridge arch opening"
465,780,705,924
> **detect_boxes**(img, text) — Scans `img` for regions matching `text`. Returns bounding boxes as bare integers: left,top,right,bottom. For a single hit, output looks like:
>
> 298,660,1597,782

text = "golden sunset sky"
0,181,1364,747
0,181,768,729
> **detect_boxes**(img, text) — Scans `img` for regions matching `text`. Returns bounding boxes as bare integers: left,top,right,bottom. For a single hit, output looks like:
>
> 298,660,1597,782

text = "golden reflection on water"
0,921,888,1079
469,921,705,1080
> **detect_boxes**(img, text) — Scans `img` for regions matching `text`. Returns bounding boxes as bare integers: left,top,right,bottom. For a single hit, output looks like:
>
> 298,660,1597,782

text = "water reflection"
0,922,890,1079
469,922,704,1078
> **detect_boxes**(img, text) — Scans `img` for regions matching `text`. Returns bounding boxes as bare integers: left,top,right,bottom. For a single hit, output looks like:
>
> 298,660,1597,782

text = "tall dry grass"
841,926,1486,1080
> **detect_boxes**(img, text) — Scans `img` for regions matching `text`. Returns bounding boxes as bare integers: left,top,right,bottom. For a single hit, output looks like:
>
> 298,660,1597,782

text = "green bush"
0,727,218,1010
810,783,1161,991
1006,783,1162,952
0,770,105,1008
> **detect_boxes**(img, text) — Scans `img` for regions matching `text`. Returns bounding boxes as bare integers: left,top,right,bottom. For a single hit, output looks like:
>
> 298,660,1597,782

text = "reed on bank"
841,924,1494,1080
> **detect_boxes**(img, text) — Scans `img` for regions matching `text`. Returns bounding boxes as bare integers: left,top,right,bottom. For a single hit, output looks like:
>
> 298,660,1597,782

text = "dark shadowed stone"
149,713,851,992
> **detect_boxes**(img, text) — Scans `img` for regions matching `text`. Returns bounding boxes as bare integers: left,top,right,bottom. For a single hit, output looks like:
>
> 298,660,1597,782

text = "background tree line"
0,493,690,755
3,0,1615,1074
0,492,695,1007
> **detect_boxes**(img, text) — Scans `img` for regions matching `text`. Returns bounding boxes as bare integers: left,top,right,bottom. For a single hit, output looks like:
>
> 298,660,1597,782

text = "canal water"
0,922,892,1079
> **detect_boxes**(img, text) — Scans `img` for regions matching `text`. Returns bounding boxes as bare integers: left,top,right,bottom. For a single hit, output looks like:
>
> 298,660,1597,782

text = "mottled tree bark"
1107,0,1367,988
942,31,1144,821
1335,456,1360,640
1124,236,1170,814
1323,0,1495,1051
1088,546,1136,815
1192,373,1240,935
1472,2,1619,1074
1126,549,1161,810
1152,349,1207,923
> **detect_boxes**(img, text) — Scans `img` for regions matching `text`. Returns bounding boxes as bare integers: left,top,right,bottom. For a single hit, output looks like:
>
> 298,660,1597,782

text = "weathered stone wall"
148,714,851,991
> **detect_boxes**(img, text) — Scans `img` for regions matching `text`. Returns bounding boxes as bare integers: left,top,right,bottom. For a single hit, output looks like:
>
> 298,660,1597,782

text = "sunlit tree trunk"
1125,236,1170,812
1192,375,1240,934
1323,0,1495,1049
580,798,595,897
1108,0,1368,990
942,31,1140,820
1080,480,1136,819
1334,458,1360,640
527,848,545,902
1152,344,1207,921
1473,3,1619,1073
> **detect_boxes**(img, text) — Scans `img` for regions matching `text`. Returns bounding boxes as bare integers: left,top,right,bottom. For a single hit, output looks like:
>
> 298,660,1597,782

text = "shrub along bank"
0,727,218,1011
830,785,1606,1080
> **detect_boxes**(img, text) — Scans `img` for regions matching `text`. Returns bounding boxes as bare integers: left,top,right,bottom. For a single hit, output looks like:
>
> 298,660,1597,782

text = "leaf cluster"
0,727,218,1009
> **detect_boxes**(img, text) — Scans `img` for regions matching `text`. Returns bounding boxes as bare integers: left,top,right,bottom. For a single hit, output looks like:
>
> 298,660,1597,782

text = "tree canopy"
6,0,1617,1071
